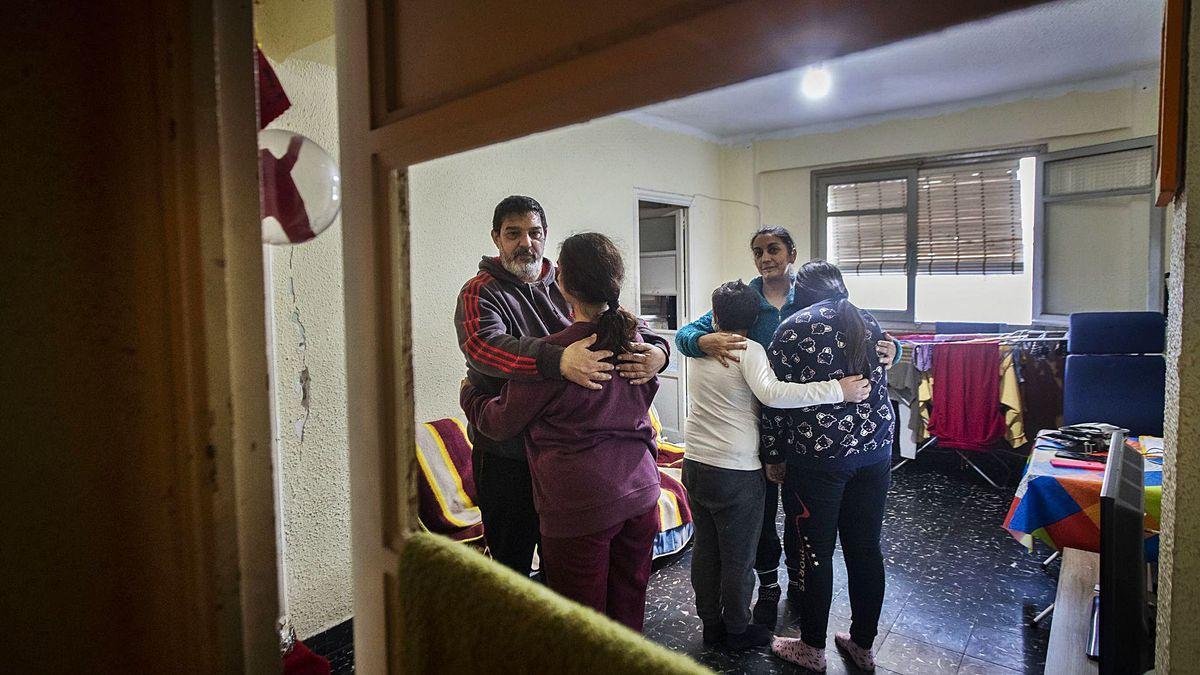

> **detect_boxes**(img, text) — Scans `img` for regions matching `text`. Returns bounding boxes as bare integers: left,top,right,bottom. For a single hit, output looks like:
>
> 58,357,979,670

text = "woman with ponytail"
460,232,662,631
763,260,894,673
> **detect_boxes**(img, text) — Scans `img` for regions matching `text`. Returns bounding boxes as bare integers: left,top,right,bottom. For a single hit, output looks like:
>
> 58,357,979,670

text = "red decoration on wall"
257,47,291,129
260,134,317,243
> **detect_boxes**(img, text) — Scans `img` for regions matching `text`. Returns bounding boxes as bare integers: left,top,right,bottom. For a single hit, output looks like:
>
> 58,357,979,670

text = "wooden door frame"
161,0,280,669
336,2,1055,671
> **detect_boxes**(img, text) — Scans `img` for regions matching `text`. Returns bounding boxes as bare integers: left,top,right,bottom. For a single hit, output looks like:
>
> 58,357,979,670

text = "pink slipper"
834,632,876,672
771,636,826,672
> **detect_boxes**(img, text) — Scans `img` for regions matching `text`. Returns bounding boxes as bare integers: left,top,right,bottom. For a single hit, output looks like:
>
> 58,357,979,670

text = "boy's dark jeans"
682,459,766,633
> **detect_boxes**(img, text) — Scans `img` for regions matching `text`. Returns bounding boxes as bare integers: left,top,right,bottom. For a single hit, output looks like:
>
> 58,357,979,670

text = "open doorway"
637,197,690,442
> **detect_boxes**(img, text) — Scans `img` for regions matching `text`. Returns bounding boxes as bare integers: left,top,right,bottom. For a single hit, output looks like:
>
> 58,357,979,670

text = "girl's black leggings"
782,457,890,649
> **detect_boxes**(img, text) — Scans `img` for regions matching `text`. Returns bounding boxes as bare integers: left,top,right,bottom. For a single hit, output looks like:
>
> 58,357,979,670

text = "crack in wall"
287,249,311,447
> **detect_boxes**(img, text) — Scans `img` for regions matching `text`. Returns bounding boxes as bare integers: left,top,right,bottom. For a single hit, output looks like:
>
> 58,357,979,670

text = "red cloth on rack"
926,342,1008,451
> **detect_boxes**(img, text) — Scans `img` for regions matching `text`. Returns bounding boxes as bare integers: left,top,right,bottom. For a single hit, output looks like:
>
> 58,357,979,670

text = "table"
1002,437,1162,556
1044,548,1100,675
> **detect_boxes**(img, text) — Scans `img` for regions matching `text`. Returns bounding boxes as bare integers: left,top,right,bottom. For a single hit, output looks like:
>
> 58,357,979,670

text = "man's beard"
501,247,542,282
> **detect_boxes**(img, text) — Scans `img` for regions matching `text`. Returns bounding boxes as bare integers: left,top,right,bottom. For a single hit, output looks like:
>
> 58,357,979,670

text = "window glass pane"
827,178,906,212
638,215,676,252
1043,194,1152,314
1045,147,1153,196
917,162,1023,275
842,274,907,312
914,275,1032,324
914,157,1036,323
828,212,908,275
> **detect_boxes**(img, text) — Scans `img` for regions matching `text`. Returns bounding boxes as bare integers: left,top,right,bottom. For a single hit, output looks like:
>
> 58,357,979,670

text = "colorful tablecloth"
1003,436,1162,558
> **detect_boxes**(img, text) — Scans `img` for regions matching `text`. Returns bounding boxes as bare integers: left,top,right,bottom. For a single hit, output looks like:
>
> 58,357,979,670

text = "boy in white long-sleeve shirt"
683,280,869,650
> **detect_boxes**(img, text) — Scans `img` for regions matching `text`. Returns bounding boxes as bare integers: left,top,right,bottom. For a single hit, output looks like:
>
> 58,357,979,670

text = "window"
822,172,911,314
1034,140,1161,321
813,140,1161,326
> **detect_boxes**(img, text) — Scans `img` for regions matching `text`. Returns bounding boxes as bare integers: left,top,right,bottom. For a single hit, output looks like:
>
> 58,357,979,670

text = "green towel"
399,532,711,674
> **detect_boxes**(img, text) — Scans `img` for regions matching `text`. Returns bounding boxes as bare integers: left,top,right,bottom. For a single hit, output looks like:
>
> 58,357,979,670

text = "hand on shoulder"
698,331,748,367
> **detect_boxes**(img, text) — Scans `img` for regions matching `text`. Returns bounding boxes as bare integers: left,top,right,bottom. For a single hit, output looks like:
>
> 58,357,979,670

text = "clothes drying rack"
890,330,1068,488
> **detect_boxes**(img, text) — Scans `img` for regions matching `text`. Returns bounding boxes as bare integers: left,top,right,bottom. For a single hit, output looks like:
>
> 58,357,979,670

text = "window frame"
1032,136,1163,324
812,145,1047,325
813,166,918,323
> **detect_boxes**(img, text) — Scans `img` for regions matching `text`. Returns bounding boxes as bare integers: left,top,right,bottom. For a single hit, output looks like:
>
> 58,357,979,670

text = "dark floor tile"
964,626,1048,673
305,618,354,674
897,585,974,619
957,655,1021,674
826,585,908,633
643,454,1054,674
960,596,1051,632
874,633,962,675
891,606,973,653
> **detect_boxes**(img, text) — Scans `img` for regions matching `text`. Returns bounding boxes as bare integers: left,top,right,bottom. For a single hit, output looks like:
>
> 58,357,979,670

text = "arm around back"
460,379,559,442
739,342,843,408
675,311,716,358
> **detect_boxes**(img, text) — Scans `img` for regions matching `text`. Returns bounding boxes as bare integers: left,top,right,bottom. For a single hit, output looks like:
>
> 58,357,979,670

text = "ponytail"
596,299,638,357
558,233,638,356
838,298,877,379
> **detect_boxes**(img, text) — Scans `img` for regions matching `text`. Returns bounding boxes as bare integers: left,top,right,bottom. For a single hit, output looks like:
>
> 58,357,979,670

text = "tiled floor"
305,619,354,674
643,451,1057,674
309,451,1057,675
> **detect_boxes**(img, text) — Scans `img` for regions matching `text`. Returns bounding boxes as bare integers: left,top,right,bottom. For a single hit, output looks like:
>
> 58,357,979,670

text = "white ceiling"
623,0,1163,143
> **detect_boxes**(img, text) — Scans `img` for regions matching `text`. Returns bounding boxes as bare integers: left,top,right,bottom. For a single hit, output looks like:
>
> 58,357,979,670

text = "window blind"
1044,146,1153,196
826,178,908,275
827,178,907,211
916,161,1023,275
828,212,909,275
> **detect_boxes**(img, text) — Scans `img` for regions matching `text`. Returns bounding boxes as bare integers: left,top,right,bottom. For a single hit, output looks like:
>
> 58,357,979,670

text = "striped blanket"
415,418,485,545
415,412,693,558
648,407,686,470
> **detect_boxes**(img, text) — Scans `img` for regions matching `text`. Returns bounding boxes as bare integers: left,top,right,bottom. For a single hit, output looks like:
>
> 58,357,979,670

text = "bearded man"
454,195,670,575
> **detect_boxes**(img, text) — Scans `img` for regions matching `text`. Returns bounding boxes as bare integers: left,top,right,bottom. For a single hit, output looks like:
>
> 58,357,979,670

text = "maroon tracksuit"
461,321,662,631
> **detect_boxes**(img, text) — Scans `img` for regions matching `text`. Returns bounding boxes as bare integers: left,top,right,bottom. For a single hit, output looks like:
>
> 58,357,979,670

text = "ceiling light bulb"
800,65,832,100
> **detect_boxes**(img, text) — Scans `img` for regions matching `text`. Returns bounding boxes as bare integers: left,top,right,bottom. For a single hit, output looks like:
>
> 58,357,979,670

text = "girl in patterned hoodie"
763,260,894,673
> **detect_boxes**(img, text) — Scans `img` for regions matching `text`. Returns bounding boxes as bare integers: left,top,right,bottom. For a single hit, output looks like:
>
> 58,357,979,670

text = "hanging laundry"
914,343,935,372
999,347,1026,447
926,342,1009,451
887,351,925,443
1019,344,1065,434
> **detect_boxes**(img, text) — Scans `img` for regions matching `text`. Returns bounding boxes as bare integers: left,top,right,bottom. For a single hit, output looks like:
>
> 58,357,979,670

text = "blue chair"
1063,312,1166,436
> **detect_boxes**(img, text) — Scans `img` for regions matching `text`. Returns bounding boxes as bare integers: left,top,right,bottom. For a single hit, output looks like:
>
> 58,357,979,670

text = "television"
1098,431,1155,674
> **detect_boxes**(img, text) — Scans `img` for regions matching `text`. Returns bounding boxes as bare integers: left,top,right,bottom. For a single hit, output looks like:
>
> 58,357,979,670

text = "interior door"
337,1,1056,670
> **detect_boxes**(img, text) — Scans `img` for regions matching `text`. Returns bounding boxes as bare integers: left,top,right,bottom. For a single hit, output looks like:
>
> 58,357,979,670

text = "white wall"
265,41,353,639
408,117,724,424
718,143,762,285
